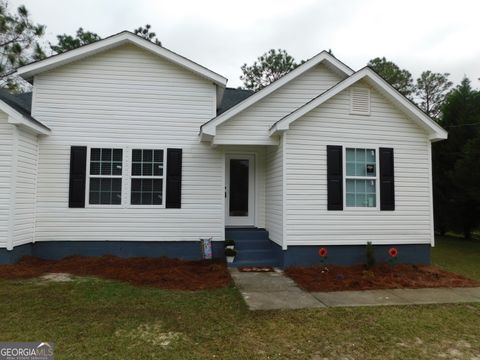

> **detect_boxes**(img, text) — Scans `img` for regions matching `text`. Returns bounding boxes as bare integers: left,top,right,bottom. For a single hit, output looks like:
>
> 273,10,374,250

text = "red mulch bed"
0,256,232,291
285,264,480,292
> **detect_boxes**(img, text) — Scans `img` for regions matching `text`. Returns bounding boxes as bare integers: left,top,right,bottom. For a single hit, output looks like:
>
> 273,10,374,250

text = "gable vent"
350,87,370,115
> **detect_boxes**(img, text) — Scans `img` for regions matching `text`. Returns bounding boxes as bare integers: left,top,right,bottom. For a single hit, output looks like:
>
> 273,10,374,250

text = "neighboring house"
0,31,447,267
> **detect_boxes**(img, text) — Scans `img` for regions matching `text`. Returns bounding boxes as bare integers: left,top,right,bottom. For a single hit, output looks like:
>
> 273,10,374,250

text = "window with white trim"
345,148,377,208
88,148,123,205
130,149,165,205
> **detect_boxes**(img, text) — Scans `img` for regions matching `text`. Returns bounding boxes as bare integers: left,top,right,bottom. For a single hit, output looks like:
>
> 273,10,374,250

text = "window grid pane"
90,148,123,176
89,148,123,205
346,179,376,207
89,178,122,205
131,179,163,205
131,149,164,177
131,149,164,206
345,147,377,208
346,148,376,177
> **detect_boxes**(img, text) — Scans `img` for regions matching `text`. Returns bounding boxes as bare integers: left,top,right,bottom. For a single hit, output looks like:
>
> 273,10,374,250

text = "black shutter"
69,146,87,208
327,145,343,210
166,148,182,208
380,147,395,210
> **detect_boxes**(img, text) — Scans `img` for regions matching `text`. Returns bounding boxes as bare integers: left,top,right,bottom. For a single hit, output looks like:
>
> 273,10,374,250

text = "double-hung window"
88,148,123,205
70,146,181,209
130,149,165,206
345,148,377,208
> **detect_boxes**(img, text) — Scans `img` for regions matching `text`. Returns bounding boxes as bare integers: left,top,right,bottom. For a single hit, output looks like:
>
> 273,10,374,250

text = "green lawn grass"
433,236,480,281
0,237,479,359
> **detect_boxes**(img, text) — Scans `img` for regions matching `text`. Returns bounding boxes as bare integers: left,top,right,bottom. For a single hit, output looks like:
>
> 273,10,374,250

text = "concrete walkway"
229,268,323,310
229,268,480,310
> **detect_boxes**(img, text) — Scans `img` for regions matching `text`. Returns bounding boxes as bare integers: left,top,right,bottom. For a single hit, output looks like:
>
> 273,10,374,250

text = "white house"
0,31,447,267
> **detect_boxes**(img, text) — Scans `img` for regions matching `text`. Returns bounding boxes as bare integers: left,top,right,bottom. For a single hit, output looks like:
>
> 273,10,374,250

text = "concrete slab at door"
229,270,299,292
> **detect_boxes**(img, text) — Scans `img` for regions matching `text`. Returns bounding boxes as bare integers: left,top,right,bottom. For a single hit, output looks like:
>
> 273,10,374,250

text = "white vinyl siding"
286,83,432,246
0,118,38,249
32,44,224,243
265,140,284,247
0,114,12,248
14,128,39,246
214,64,342,145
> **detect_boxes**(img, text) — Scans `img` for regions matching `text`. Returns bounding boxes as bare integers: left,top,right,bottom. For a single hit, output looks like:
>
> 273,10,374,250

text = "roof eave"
199,125,215,140
8,115,51,135
0,100,50,135
270,67,448,142
429,132,448,142
199,131,214,142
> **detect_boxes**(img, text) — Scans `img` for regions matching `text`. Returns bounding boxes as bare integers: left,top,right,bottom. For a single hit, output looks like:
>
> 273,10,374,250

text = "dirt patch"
115,321,184,347
0,256,231,290
40,273,73,282
285,264,480,292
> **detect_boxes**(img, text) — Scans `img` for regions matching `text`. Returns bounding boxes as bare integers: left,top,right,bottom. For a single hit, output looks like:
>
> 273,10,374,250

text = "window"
88,148,123,205
84,147,172,207
131,149,165,205
345,148,377,208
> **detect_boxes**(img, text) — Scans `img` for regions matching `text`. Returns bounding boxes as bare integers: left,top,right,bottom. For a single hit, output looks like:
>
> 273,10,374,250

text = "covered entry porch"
218,144,284,267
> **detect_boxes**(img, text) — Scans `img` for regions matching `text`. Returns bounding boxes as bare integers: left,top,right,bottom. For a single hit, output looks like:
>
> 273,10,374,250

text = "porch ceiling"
210,136,280,147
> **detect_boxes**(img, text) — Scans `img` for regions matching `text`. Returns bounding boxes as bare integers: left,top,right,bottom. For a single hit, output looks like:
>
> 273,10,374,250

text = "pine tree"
0,1,45,91
240,49,299,91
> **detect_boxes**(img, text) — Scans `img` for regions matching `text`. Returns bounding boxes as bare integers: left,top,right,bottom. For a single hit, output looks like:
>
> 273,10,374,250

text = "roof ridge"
15,31,228,86
200,50,354,134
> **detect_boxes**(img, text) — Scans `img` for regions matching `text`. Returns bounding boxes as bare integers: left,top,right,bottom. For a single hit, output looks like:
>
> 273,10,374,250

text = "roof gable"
16,31,228,88
270,67,448,142
200,51,354,139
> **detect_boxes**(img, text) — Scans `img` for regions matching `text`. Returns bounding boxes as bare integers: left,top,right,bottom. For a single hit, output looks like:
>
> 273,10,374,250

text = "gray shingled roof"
218,88,254,115
0,90,49,130
12,91,32,111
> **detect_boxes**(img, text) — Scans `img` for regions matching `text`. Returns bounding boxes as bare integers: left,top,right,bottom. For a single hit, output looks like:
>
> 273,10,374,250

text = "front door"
225,154,255,226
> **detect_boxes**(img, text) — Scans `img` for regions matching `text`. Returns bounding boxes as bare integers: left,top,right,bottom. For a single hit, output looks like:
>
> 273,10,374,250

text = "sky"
11,0,480,88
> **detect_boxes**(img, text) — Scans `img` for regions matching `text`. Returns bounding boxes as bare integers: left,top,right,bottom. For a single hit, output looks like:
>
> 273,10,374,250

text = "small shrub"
225,248,237,257
224,239,235,247
366,241,375,268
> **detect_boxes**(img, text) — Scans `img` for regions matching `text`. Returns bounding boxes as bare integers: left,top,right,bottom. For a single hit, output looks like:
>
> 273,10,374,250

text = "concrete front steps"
225,228,281,267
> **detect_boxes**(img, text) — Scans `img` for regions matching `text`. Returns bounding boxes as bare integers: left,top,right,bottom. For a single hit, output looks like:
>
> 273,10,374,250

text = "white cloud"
11,0,480,87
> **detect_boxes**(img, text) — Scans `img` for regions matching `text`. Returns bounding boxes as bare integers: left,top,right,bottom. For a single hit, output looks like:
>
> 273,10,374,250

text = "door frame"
225,153,255,227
